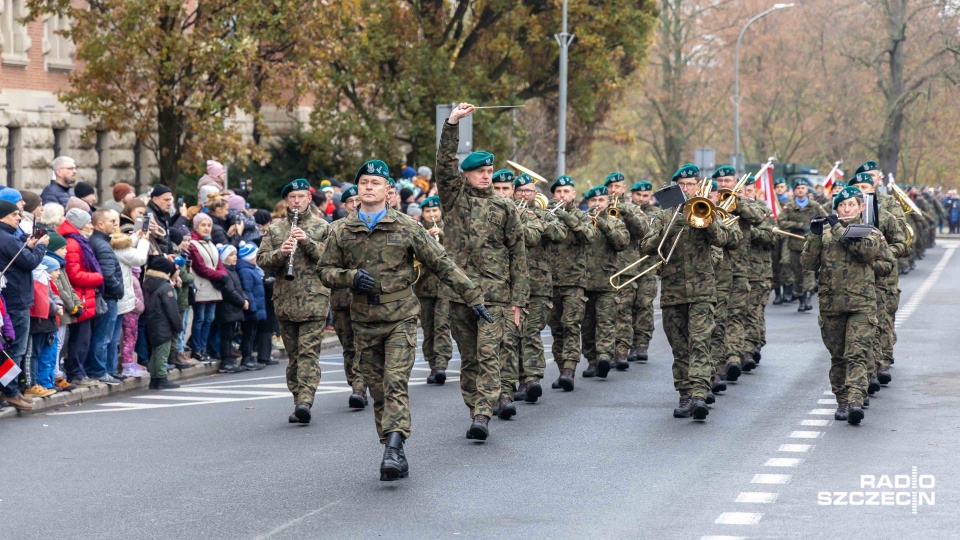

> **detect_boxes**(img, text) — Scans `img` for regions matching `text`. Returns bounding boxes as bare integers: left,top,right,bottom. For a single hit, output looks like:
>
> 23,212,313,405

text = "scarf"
777,193,788,204
64,232,103,290
358,207,387,230
795,197,809,209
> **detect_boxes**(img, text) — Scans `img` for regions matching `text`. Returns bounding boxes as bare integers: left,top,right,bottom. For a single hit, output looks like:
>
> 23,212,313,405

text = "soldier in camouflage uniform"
257,178,331,425
778,177,827,311
771,178,790,304
641,164,734,421
546,175,597,391
437,103,528,435
512,174,566,403
604,173,649,366
629,181,660,361
706,182,736,395
802,186,886,425
581,186,631,378
742,180,777,365
329,185,367,409
319,160,486,479
414,196,453,385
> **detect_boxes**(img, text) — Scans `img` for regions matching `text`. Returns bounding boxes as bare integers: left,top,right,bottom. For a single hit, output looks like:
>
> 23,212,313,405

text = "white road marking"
800,419,831,427
895,246,956,329
817,399,836,404
714,512,762,525
778,444,812,453
700,536,746,540
788,431,822,439
255,499,343,540
751,474,791,484
735,492,779,504
764,458,803,467
808,409,835,415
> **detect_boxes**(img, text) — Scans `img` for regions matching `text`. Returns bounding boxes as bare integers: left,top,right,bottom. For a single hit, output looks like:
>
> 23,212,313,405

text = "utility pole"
555,0,574,177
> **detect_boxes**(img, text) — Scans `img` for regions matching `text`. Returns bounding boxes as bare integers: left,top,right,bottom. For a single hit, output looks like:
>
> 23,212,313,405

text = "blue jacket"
236,259,266,321
0,223,47,311
89,230,125,300
40,181,72,207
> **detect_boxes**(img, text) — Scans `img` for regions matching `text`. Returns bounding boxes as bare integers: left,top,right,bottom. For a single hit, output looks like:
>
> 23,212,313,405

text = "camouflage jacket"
583,212,630,292
711,246,732,295
258,209,330,322
748,202,778,281
778,198,827,251
414,220,446,298
614,199,650,277
727,196,770,278
641,211,736,307
525,208,565,297
319,207,483,323
875,207,907,290
800,222,884,316
545,201,598,287
436,122,528,306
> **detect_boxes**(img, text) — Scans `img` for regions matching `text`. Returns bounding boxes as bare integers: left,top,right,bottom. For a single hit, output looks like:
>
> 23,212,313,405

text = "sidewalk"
0,333,341,420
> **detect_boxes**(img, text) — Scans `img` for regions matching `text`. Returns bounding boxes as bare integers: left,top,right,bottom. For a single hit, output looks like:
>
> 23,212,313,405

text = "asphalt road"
2,239,958,539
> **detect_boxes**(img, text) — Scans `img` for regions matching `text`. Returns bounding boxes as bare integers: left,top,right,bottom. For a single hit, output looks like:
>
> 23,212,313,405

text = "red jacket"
57,220,103,323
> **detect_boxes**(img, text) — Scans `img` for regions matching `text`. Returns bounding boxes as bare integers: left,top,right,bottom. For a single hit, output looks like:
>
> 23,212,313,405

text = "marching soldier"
257,178,331,424
329,185,368,409
512,174,566,403
801,186,886,425
777,178,827,312
546,175,597,391
641,164,733,421
436,103,527,439
706,181,736,395
771,177,789,304
319,159,486,480
604,173,649,366
414,196,453,385
628,181,660,362
581,186,631,377
742,179,777,365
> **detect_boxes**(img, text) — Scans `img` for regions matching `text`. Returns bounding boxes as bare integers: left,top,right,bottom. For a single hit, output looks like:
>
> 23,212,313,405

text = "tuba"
534,192,550,210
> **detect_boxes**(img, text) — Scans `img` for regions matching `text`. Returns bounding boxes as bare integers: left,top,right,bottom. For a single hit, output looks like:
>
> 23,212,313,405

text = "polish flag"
758,167,779,219
0,355,21,387
823,168,844,193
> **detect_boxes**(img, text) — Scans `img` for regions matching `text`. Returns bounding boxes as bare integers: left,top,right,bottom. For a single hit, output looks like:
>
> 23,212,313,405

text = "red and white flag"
0,355,21,387
758,167,779,219
823,168,844,193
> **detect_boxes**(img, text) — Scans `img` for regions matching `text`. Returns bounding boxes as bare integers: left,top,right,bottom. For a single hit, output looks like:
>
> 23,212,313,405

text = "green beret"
774,177,787,186
550,175,575,193
792,177,810,189
744,175,756,186
710,181,719,192
354,159,391,183
584,185,609,200
492,169,515,184
514,173,534,188
604,172,625,186
630,181,653,192
854,160,878,175
419,196,441,209
849,172,874,186
672,163,700,182
341,185,359,201
833,186,863,209
280,178,311,198
461,151,495,171
712,165,736,179
388,177,396,188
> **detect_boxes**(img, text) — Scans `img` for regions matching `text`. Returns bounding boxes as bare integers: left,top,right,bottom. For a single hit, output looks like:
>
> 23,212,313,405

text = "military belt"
355,287,414,306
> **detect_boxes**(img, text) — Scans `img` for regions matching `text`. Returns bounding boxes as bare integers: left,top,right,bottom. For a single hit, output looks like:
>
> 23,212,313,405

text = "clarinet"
284,209,299,281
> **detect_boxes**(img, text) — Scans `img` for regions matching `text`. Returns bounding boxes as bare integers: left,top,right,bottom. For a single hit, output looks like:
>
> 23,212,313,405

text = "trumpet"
284,209,299,281
515,199,529,212
607,197,621,218
547,199,564,215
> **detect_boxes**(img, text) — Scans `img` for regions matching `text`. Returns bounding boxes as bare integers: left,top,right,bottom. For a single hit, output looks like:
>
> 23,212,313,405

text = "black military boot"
495,397,516,420
847,403,864,425
705,391,716,404
868,378,881,395
626,347,640,362
614,355,629,371
797,291,807,312
782,284,796,303
426,368,437,384
558,368,575,391
636,346,649,362
741,352,757,373
711,374,727,393
597,358,612,378
434,369,447,385
582,363,598,378
293,403,311,424
149,377,159,390
466,415,490,440
878,371,892,385
525,380,543,403
514,382,528,402
552,375,562,390
691,398,709,420
380,432,409,481
834,401,849,421
723,361,742,382
753,347,762,364
772,285,783,305
673,396,693,418
803,291,814,311
348,390,368,409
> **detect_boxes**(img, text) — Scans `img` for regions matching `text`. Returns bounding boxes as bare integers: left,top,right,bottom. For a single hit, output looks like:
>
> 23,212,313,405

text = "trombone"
610,205,685,289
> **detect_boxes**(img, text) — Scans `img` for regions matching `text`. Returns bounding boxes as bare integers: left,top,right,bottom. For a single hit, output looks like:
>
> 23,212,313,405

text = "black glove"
825,214,839,227
353,269,375,293
809,216,827,235
471,304,493,324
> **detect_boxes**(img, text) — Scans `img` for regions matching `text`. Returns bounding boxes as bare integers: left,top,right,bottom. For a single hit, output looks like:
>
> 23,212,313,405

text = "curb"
0,335,342,421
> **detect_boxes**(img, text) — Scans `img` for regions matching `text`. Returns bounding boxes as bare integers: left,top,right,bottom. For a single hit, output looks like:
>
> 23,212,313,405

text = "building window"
53,128,66,158
42,13,74,71
1,0,33,67
133,137,142,194
95,130,106,198
6,126,22,188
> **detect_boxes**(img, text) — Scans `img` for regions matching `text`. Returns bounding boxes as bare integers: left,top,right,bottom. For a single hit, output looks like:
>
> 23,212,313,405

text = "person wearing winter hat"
113,224,152,377
142,256,182,390
188,212,226,362
65,196,91,215
214,243,248,373
197,160,226,196
56,205,102,389
0,187,23,208
73,182,97,209
21,191,42,217
104,182,134,214
64,207,92,234
44,229,81,393
24,255,63,398
236,242,266,371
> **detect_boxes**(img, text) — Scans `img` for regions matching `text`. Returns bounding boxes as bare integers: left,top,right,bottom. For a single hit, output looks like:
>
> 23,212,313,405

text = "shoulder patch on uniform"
166,291,174,297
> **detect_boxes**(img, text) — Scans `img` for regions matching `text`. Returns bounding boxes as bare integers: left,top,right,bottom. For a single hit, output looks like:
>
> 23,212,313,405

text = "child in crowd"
44,231,80,392
143,257,182,390
236,242,266,371
215,244,248,374
113,228,151,377
168,229,196,362
25,257,64,397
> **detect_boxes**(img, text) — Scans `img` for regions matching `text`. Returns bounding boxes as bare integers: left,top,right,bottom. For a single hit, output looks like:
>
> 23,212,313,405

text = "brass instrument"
586,206,601,226
534,192,550,210
887,180,923,217
547,199,564,215
607,197,621,218
772,227,805,240
284,209,299,281
506,160,548,184
717,174,751,213
905,223,915,245
515,199,529,212
610,205,684,290
680,177,717,228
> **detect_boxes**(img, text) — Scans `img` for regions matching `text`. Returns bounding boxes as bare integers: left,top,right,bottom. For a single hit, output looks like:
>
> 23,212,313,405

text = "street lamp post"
555,0,574,177
733,3,795,173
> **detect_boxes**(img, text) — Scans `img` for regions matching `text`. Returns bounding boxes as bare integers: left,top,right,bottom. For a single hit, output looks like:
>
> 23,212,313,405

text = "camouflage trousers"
518,295,551,383
615,282,637,359
548,286,587,371
771,240,783,288
787,249,817,294
745,280,772,352
353,317,417,443
582,290,619,365
450,302,507,418
417,295,452,370
662,302,715,400
498,310,522,400
723,277,752,363
818,312,874,406
876,285,899,371
332,308,364,393
709,294,729,376
279,319,324,406
633,276,658,348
